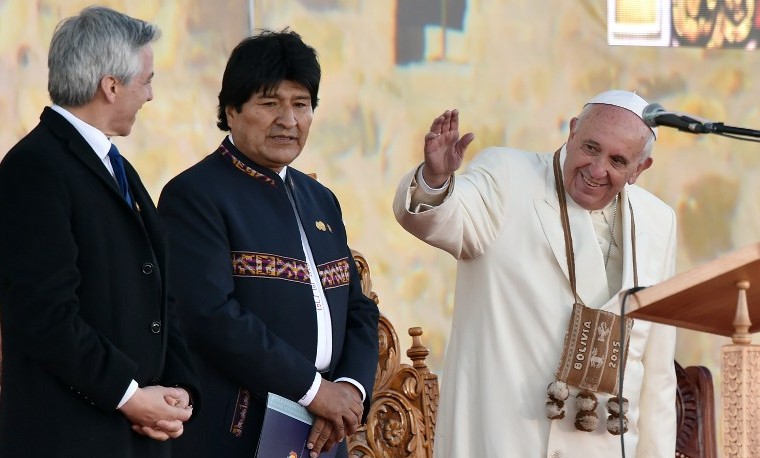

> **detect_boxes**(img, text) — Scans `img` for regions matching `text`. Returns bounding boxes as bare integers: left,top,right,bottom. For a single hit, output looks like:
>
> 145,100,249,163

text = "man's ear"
628,156,653,185
100,75,118,104
225,105,238,122
568,117,579,140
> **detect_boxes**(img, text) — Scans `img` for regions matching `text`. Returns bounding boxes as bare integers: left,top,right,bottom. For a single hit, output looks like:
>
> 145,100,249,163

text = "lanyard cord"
552,149,642,456
551,150,639,300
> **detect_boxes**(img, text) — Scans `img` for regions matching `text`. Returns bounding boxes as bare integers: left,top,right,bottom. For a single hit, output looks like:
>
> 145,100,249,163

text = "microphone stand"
703,122,760,143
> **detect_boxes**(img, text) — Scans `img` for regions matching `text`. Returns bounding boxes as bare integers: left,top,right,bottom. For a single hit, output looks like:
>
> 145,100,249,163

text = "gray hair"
48,6,160,107
575,104,655,164
640,132,654,162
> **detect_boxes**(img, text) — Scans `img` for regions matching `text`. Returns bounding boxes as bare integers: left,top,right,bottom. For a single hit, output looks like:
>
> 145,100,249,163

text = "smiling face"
109,45,154,137
563,104,654,210
226,80,313,172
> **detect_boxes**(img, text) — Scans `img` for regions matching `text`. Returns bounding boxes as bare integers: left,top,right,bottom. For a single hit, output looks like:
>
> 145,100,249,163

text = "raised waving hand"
421,109,475,188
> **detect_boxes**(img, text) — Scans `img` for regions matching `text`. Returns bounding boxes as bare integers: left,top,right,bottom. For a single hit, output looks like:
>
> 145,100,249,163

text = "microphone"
642,103,711,134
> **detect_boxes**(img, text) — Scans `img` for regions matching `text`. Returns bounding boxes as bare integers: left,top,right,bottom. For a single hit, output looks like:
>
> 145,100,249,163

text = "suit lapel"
534,147,613,308
41,108,127,205
124,160,166,263
534,167,570,283
567,196,610,307
41,108,164,284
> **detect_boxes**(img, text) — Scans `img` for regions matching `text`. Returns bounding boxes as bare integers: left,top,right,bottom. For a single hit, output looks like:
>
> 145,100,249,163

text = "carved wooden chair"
348,249,439,458
675,361,717,458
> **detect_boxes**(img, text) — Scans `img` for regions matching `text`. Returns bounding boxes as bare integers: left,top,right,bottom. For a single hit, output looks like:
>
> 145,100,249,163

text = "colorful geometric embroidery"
318,258,350,290
229,387,250,437
231,251,350,289
232,251,311,284
217,143,277,187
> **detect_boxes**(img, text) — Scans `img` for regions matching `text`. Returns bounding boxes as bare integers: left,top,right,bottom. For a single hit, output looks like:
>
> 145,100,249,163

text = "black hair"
217,28,320,131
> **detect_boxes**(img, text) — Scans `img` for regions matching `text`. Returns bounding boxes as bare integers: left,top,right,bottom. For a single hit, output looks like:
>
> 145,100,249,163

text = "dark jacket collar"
220,136,286,186
40,107,122,196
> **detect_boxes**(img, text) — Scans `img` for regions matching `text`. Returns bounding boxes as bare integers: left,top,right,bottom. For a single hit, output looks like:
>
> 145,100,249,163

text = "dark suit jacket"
0,107,199,457
158,138,379,457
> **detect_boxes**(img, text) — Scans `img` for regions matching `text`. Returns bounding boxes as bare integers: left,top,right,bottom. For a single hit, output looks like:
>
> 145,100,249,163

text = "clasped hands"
119,385,193,441
305,380,364,458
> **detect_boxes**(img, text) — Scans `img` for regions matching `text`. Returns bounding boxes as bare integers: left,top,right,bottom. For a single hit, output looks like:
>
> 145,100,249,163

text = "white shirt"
589,198,623,296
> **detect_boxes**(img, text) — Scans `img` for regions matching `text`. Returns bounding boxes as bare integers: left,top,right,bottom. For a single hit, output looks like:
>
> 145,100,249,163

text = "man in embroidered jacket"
158,30,379,458
393,90,677,457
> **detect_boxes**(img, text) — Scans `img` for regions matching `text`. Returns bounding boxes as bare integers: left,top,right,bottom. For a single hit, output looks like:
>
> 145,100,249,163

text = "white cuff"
298,372,322,407
334,377,367,402
117,380,139,409
416,164,450,195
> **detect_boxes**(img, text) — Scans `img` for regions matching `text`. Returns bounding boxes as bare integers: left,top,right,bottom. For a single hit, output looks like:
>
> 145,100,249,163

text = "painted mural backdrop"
3,0,759,450
610,0,760,48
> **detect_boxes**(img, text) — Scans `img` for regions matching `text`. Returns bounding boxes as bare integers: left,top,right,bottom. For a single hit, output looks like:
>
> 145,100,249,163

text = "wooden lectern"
626,242,760,458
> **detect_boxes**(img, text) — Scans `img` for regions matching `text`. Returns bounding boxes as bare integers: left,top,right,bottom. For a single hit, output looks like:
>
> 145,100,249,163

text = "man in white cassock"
393,90,677,458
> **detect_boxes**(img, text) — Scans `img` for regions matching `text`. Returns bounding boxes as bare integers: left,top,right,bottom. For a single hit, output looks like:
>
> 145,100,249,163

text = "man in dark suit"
158,30,379,458
0,6,199,457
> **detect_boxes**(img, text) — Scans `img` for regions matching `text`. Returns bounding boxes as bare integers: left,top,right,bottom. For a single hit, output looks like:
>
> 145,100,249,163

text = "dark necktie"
107,143,133,206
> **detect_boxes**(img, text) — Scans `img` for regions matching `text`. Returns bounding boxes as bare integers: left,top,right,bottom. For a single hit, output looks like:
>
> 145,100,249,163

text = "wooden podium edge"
626,242,760,338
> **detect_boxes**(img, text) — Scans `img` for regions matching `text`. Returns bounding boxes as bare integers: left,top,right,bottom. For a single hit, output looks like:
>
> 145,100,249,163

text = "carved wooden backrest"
675,361,717,458
348,249,439,458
